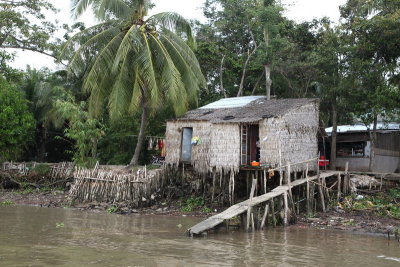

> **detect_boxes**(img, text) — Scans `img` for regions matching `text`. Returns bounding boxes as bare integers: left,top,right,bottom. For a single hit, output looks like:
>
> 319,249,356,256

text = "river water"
0,206,399,266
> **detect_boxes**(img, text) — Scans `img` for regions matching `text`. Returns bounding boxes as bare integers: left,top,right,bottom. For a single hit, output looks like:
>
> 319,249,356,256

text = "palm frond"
129,71,143,113
67,26,120,77
108,52,135,120
83,32,125,117
60,21,118,60
147,12,196,48
148,34,188,115
133,33,160,107
94,0,132,20
71,0,96,19
160,30,206,87
112,25,142,72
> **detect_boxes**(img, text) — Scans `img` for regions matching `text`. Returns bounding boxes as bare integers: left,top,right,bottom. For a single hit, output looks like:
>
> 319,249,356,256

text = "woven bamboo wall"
259,102,319,172
165,121,212,173
210,123,241,173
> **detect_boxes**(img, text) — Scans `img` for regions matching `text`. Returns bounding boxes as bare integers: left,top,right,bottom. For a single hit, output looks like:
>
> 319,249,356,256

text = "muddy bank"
0,189,212,217
1,188,399,236
297,210,400,236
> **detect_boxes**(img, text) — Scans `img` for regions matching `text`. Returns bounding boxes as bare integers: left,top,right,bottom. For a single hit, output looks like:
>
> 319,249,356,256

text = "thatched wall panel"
260,102,319,172
165,121,212,173
210,123,241,173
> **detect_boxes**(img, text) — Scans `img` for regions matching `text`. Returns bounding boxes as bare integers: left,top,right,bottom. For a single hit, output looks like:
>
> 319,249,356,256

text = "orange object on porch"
319,155,329,166
251,161,260,167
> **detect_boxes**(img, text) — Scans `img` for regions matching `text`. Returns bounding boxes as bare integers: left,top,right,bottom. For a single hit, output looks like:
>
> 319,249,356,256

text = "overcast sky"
10,0,347,70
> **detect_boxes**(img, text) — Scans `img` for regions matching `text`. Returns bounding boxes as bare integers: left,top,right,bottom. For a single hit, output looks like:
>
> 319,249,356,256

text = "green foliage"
0,0,58,58
56,222,65,228
344,219,355,226
62,0,206,166
343,188,400,219
202,206,212,213
106,206,119,213
180,196,204,212
0,200,13,206
31,164,51,176
55,92,104,167
0,78,35,161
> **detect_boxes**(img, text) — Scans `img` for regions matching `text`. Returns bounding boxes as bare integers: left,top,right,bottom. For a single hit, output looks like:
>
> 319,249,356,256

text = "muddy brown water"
0,206,399,266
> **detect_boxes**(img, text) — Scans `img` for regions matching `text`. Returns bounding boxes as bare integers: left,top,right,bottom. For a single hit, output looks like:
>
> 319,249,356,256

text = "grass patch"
342,188,400,219
31,164,51,176
0,200,13,206
106,206,119,213
180,197,204,212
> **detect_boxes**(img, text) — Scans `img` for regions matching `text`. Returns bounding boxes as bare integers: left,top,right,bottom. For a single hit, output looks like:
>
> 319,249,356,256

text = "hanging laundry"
155,139,159,150
161,139,166,157
147,138,153,150
158,139,164,150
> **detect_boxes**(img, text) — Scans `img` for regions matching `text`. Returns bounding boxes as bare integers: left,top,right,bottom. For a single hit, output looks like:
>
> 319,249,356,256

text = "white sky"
9,0,347,70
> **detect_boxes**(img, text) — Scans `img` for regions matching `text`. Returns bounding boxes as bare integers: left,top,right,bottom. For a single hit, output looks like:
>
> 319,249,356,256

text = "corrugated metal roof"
325,123,400,135
199,96,264,109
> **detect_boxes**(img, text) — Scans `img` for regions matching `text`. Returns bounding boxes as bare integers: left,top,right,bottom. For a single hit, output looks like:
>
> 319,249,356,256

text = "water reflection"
0,206,399,266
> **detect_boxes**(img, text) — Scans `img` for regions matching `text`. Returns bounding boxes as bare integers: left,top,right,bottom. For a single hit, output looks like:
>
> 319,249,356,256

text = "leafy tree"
0,0,58,58
198,0,290,98
0,77,35,161
311,22,352,169
55,92,104,167
61,0,206,167
340,0,400,170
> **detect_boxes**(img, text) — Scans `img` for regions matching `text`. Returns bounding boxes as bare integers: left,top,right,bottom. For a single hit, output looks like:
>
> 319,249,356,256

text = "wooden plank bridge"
187,170,341,236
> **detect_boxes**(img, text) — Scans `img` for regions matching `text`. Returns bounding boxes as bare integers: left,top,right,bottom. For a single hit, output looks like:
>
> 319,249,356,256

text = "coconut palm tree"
61,0,206,166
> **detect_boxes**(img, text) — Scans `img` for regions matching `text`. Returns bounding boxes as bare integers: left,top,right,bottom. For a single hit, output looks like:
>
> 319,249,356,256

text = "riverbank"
0,189,212,217
1,188,399,236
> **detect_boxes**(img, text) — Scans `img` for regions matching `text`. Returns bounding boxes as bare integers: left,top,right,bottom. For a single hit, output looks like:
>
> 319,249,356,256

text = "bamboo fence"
68,166,165,205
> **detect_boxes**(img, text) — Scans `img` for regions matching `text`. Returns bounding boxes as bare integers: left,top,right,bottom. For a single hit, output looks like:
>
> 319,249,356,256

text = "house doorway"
240,124,260,165
181,127,193,162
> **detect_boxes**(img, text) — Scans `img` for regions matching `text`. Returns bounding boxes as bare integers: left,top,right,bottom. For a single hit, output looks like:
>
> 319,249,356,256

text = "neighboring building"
165,96,320,174
325,123,400,173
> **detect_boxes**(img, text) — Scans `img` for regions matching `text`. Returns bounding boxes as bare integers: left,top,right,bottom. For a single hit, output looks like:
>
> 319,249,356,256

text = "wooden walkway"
187,170,340,236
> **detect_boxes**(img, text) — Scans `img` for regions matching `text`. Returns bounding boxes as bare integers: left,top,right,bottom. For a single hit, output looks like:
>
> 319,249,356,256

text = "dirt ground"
1,189,399,237
296,209,400,236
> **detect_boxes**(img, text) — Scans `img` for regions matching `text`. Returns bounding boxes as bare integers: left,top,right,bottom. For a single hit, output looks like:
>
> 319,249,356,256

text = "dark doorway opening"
241,124,260,165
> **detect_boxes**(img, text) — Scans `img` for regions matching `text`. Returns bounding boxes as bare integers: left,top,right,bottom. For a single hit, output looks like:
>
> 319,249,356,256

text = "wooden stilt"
263,169,267,194
306,163,310,214
231,170,235,205
246,171,250,195
279,142,283,186
287,163,292,197
255,171,259,196
271,198,276,227
212,168,216,204
246,178,257,231
337,173,341,202
283,192,289,226
251,212,255,230
260,204,269,230
344,161,349,194
318,172,326,212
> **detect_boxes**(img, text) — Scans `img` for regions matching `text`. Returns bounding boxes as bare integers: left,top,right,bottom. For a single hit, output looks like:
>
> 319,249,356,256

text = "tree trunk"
38,124,47,162
251,69,265,95
129,100,149,167
368,115,378,172
265,65,272,99
220,55,227,98
330,102,337,170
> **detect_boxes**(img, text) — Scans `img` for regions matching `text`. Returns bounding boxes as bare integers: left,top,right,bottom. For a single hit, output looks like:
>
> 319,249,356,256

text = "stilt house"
165,96,319,174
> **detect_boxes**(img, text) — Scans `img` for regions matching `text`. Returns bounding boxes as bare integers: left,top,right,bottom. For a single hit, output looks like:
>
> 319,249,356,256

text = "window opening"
181,127,193,162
